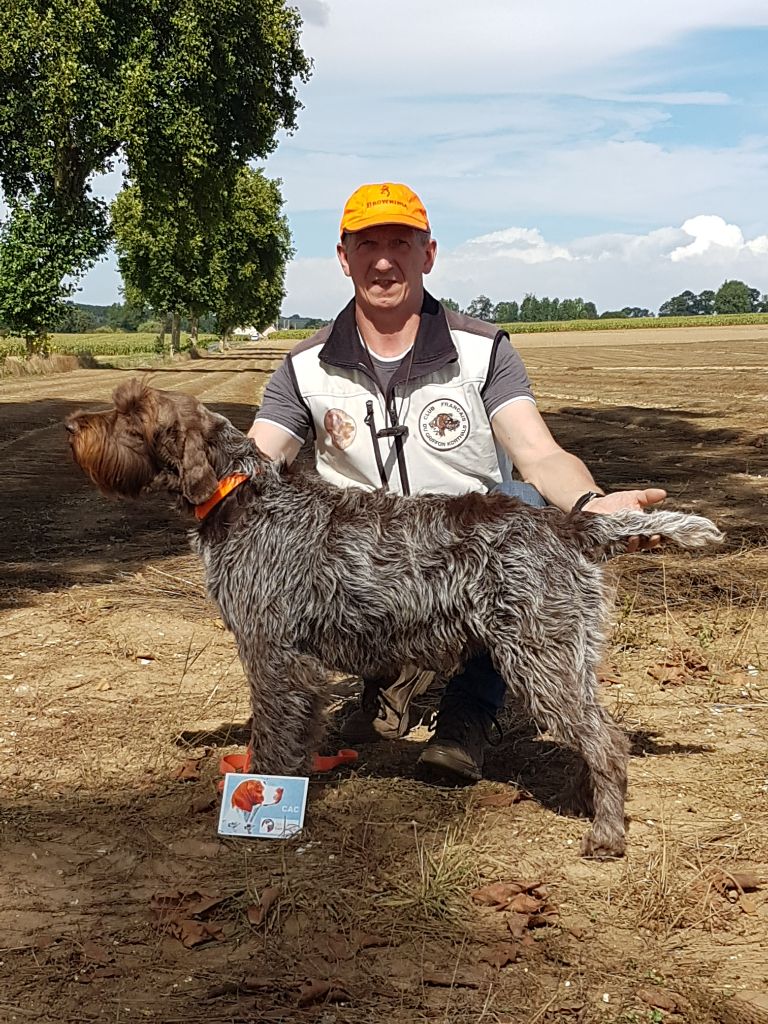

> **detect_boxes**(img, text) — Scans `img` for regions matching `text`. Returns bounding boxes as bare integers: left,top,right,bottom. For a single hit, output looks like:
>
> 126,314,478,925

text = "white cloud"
295,1,330,27
670,215,745,260
298,1,768,95
283,215,768,317
452,228,573,265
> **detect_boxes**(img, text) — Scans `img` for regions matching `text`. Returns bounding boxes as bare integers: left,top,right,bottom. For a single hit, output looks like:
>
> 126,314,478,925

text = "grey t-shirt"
255,335,534,442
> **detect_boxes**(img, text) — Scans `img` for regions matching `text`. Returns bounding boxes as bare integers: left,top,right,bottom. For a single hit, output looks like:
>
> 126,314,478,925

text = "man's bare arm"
491,401,666,538
247,420,303,465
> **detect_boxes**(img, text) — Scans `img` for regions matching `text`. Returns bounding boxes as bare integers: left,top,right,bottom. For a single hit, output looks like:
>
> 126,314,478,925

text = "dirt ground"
1,329,767,1024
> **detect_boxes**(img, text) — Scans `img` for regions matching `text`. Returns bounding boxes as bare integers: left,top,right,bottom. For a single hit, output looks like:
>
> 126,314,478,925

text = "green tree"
465,295,495,321
0,0,309,340
519,294,540,322
658,290,698,316
493,301,519,323
113,168,291,348
112,186,204,352
105,300,148,332
0,194,108,351
52,303,98,333
209,168,293,342
714,280,759,314
720,278,761,313
439,297,461,312
698,290,716,315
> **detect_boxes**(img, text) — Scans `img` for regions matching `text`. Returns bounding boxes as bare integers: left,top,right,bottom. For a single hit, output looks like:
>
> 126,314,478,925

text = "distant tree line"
658,280,768,316
437,278,767,324
48,300,218,336
441,294,604,323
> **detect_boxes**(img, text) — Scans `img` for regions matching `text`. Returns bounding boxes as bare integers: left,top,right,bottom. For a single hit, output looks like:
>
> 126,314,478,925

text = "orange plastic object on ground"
216,747,358,791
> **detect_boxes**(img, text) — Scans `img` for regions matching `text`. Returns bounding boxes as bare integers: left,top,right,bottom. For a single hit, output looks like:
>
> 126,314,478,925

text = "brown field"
1,329,767,1024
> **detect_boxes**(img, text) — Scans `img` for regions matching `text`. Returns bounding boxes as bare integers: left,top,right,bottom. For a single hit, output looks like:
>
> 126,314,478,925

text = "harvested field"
0,329,766,1024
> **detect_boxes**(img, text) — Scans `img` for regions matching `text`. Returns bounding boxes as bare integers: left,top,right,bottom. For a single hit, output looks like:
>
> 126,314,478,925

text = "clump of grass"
376,823,479,924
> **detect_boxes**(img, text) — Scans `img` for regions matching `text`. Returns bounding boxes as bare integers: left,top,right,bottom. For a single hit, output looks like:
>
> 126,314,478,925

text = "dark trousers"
443,480,547,712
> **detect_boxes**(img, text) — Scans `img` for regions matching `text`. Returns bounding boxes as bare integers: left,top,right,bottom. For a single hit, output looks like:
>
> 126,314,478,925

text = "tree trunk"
189,316,199,346
170,312,181,355
158,312,168,352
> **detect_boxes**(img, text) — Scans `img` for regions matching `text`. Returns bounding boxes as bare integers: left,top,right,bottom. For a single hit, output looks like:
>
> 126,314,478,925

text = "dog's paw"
580,828,626,860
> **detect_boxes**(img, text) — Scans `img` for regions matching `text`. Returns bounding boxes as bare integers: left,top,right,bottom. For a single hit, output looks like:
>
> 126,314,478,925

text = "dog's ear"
180,433,220,504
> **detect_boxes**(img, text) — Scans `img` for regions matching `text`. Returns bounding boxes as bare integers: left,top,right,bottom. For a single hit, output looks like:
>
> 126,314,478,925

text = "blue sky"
77,1,768,317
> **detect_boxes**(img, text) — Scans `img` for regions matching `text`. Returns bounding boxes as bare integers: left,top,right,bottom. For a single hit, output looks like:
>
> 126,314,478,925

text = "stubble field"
0,325,766,1024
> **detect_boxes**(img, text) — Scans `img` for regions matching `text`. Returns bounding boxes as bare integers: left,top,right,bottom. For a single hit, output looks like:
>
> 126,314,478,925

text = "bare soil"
1,332,767,1024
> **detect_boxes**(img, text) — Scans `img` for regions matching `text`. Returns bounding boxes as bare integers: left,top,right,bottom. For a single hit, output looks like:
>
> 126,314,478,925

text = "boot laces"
435,694,504,748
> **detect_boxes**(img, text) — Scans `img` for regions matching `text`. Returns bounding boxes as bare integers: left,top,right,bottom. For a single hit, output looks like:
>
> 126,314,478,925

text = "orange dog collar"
194,473,250,521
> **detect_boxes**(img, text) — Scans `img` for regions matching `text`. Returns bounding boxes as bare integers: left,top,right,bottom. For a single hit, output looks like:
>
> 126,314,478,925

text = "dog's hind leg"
570,697,629,858
488,642,629,858
244,650,327,777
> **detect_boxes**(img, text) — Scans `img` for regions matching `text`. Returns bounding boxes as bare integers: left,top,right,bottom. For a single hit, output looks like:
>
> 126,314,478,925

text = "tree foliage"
209,168,293,336
600,307,653,319
493,301,519,323
0,0,310,338
464,295,495,321
714,279,762,315
113,167,291,340
0,193,109,350
517,294,597,322
659,282,765,317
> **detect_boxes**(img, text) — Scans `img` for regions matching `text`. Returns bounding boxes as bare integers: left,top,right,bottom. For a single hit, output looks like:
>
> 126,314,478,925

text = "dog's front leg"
244,649,327,777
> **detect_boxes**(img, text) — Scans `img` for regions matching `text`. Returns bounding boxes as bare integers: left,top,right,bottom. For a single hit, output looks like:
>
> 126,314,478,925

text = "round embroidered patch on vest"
418,399,470,451
324,408,356,450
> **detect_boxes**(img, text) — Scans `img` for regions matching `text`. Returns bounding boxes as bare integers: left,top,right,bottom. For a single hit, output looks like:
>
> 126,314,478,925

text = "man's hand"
581,488,667,552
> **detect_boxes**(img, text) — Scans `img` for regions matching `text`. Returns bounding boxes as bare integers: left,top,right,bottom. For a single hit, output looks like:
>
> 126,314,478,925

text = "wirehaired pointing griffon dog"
66,380,724,858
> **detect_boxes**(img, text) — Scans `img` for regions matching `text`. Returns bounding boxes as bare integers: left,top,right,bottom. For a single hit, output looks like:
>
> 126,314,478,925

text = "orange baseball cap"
340,182,430,237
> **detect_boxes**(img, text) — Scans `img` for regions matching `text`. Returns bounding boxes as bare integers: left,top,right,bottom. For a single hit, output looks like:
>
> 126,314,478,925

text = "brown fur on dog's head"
66,379,221,505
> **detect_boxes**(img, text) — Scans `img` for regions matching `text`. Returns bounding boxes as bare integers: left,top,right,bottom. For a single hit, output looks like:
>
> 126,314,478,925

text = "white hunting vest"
287,293,514,496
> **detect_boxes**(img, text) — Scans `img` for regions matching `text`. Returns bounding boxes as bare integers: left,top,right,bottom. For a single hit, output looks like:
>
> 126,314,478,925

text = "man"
248,182,665,782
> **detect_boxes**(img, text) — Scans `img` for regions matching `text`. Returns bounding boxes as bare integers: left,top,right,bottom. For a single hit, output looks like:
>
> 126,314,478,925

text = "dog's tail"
565,509,725,560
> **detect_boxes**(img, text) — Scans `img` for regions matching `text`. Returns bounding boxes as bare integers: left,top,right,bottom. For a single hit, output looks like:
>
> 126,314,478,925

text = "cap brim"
340,213,430,236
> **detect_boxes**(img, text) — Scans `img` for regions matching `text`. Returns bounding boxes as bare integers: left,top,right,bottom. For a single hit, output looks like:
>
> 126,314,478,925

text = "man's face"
337,224,437,314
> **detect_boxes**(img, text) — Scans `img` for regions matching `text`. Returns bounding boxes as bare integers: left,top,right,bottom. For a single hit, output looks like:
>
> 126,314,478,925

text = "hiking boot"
417,693,503,782
340,666,436,743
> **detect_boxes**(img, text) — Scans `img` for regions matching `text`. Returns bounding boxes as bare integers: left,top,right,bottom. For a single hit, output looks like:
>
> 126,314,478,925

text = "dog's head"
66,379,224,505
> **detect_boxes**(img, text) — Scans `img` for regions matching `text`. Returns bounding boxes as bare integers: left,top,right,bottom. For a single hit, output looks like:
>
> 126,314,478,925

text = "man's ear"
180,434,220,504
337,240,352,278
422,238,437,275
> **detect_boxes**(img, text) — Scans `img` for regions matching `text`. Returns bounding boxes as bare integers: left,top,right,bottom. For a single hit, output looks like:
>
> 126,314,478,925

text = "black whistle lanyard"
364,398,411,494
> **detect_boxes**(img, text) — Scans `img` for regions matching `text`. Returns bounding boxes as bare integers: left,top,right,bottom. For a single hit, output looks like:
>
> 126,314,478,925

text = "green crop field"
270,312,768,343
0,332,225,362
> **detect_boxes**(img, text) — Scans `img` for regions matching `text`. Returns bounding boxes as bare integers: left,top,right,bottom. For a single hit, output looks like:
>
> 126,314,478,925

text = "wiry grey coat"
66,380,724,858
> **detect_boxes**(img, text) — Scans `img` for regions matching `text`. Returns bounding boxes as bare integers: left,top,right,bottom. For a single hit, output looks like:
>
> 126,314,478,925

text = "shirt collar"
318,291,458,379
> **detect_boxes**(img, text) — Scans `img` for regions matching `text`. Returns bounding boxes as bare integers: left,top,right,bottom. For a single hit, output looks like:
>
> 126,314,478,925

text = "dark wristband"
572,490,602,512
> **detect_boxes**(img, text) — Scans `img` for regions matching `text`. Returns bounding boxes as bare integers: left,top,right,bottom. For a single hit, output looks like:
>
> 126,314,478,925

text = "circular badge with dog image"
418,399,470,451
324,408,356,451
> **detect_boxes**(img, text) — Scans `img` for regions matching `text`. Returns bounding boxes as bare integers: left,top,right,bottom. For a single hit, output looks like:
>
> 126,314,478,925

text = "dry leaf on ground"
246,885,280,926
477,942,519,970
174,759,203,782
638,986,685,1013
296,978,349,1007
